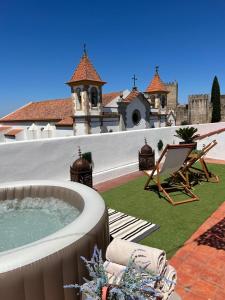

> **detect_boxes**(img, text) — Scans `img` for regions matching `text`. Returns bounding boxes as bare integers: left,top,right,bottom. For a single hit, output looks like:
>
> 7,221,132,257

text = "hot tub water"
0,197,80,252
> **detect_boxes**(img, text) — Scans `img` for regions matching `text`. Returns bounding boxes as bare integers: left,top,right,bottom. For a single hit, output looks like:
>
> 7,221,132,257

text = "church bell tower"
66,46,106,135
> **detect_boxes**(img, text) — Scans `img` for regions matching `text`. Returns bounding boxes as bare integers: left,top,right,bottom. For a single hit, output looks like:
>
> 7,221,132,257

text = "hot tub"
0,180,109,300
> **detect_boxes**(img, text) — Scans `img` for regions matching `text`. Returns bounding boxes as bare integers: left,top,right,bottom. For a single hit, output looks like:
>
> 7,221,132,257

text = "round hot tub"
0,180,109,300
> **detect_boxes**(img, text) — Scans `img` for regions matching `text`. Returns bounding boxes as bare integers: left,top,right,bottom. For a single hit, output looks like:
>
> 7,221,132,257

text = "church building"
0,49,176,142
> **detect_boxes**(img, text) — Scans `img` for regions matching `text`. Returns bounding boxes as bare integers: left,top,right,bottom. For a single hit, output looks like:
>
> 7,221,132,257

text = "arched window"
90,87,98,107
150,95,155,107
76,88,82,106
132,109,141,125
161,95,166,108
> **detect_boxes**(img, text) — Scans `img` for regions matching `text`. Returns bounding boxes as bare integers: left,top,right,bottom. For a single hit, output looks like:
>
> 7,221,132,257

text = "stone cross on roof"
132,74,138,90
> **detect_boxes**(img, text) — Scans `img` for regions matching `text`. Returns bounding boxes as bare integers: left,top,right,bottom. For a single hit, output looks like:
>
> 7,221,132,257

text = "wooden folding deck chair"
144,144,199,206
181,140,219,188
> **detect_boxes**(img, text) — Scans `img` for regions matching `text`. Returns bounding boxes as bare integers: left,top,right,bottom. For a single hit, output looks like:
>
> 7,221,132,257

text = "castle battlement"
165,81,178,86
188,94,209,98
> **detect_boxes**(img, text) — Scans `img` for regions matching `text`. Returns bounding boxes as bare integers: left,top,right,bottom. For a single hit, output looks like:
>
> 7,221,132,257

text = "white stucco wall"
75,121,87,135
126,98,149,130
55,128,74,137
102,119,119,132
0,122,224,185
15,130,26,141
90,121,101,134
196,131,225,160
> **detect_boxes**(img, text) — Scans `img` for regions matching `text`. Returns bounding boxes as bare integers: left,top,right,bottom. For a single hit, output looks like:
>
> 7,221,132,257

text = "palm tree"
174,127,199,143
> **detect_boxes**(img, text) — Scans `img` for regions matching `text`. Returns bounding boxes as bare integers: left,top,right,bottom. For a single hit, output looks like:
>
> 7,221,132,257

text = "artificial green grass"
101,164,225,258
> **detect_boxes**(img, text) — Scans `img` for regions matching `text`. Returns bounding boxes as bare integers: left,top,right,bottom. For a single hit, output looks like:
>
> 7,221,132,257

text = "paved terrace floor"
95,158,225,300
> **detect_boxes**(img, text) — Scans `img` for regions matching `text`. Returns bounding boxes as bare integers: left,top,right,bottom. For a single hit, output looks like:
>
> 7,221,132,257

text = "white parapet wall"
0,122,224,185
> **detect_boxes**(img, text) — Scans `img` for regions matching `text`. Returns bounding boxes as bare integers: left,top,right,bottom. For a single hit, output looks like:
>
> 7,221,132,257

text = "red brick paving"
170,201,225,300
94,158,225,300
205,158,225,165
94,171,143,193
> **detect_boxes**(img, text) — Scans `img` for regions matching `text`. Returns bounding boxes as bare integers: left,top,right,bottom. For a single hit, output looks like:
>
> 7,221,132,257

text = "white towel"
103,261,126,284
106,238,167,275
161,265,177,294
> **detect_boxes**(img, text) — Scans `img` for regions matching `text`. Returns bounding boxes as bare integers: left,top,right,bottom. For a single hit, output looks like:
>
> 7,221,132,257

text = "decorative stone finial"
83,43,87,57
144,137,147,145
155,66,159,74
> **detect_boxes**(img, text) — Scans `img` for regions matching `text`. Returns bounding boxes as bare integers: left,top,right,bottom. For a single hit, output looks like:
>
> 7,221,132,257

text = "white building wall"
55,128,73,137
0,134,5,143
126,99,148,130
90,121,101,134
102,119,119,132
74,121,87,135
15,131,26,141
0,122,224,185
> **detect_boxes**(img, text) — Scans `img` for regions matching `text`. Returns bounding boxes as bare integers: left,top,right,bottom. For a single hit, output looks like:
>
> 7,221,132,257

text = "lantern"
139,139,155,171
70,148,93,188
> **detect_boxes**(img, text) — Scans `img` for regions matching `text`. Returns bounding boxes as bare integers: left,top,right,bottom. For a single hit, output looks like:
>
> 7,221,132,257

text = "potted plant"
82,151,94,168
65,246,165,300
157,140,164,154
174,126,199,148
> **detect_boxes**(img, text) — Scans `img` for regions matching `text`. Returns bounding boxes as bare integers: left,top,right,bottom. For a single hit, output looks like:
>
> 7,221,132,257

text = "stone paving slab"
169,201,225,300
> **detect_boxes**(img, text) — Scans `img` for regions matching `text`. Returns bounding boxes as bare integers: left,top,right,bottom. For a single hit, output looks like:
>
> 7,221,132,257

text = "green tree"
211,76,221,122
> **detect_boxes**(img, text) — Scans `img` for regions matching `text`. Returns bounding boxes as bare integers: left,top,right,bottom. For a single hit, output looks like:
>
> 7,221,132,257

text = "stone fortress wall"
174,93,225,125
220,95,225,121
175,105,188,125
188,94,210,124
165,81,178,110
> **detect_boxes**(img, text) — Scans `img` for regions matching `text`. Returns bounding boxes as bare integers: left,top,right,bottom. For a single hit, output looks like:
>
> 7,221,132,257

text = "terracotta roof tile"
68,54,106,85
55,116,73,127
0,92,120,123
123,90,142,103
4,128,23,136
0,126,12,132
0,98,73,122
145,73,168,93
102,92,121,106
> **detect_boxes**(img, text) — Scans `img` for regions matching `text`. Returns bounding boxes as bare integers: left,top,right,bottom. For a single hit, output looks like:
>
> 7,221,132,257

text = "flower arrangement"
65,246,165,300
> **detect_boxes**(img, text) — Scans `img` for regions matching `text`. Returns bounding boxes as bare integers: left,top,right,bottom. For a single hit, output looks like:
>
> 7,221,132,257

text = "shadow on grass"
145,182,196,203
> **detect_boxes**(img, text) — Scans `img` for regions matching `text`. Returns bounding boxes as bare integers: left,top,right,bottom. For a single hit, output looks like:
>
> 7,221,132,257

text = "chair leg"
159,183,199,206
144,173,153,189
200,159,220,183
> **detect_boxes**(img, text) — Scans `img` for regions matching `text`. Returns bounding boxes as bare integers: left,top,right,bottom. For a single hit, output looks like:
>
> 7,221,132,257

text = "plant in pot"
82,151,94,168
65,246,166,300
157,140,164,153
174,126,199,148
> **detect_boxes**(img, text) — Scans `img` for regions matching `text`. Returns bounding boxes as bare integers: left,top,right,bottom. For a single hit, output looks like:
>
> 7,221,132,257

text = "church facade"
0,51,176,142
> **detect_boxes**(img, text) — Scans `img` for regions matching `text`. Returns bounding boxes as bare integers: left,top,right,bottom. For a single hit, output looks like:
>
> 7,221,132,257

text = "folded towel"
106,238,167,275
161,265,177,295
162,291,174,300
103,261,126,284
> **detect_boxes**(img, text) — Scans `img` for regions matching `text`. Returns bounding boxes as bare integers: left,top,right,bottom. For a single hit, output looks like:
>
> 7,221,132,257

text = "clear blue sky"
1,0,225,116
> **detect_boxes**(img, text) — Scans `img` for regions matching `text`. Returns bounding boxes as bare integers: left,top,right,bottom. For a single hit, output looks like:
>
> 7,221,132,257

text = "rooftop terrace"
96,159,225,299
0,122,224,299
